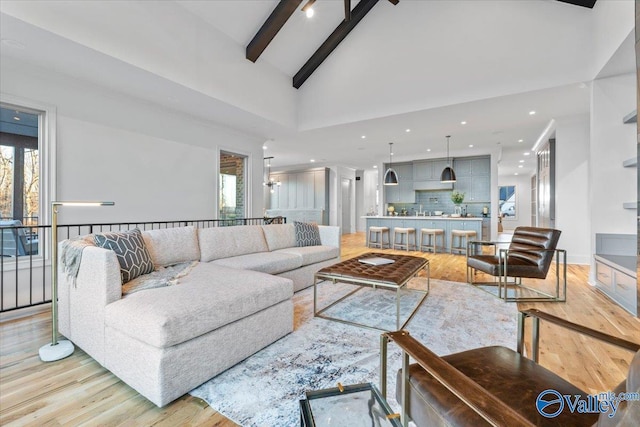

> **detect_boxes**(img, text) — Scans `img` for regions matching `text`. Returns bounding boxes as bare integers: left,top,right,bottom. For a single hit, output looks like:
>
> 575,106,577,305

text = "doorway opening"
219,151,247,220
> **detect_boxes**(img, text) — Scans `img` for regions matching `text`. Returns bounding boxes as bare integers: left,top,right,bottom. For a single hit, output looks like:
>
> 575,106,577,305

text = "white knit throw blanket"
60,238,95,285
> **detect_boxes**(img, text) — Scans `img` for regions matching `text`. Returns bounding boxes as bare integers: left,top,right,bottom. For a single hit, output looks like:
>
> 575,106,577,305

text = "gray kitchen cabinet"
453,158,472,176
470,175,491,202
413,159,448,180
268,168,329,220
385,162,415,203
454,175,490,203
386,181,415,203
314,169,328,210
470,157,490,176
595,256,637,315
453,176,472,198
392,163,413,181
453,156,490,202
412,159,453,190
481,218,490,241
454,156,489,177
296,172,315,209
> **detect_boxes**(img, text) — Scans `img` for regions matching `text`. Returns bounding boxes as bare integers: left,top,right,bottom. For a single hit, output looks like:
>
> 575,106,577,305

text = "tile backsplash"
387,190,489,217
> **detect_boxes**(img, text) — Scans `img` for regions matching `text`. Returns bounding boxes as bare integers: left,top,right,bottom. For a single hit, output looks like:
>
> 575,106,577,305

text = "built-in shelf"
623,157,637,168
623,110,637,124
623,202,636,209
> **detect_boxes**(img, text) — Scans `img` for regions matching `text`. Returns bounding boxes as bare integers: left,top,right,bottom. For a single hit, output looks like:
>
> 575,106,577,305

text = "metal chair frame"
466,240,567,302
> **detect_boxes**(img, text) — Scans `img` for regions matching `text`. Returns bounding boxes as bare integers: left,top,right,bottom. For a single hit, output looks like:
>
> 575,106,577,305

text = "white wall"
588,72,637,278
1,1,297,128
0,58,265,224
555,114,591,264
355,170,365,232
497,174,532,232
591,0,635,78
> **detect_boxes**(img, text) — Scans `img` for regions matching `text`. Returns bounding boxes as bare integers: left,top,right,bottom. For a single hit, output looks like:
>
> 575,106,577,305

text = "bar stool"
368,226,390,249
450,229,477,255
419,228,445,253
393,227,416,251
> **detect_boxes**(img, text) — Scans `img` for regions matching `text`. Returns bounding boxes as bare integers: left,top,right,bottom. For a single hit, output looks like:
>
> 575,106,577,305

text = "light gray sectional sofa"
58,223,340,407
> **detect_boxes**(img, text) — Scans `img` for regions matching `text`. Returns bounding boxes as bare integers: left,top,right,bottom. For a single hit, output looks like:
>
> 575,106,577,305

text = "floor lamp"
39,201,115,362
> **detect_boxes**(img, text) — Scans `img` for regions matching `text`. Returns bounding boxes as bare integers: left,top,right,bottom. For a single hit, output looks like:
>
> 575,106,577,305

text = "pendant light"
263,157,281,193
440,135,457,183
383,142,399,185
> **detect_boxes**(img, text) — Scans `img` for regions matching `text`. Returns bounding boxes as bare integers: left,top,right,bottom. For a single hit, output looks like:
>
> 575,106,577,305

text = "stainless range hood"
413,181,454,191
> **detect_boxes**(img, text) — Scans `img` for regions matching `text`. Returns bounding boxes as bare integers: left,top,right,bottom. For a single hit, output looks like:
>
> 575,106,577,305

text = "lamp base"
39,340,74,362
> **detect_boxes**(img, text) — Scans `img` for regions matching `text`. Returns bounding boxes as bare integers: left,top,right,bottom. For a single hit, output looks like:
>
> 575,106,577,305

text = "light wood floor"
1,232,639,426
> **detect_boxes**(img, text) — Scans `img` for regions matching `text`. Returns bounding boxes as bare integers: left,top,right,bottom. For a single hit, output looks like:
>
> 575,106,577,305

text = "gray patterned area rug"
190,279,517,427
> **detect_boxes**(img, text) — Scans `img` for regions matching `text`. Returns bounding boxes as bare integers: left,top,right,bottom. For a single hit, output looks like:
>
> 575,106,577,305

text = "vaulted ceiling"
0,0,634,176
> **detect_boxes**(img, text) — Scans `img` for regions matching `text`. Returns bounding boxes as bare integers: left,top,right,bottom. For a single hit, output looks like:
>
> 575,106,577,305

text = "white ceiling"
0,0,635,178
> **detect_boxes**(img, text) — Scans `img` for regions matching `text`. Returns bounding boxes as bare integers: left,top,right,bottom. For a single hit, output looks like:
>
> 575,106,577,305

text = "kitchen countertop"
362,216,483,221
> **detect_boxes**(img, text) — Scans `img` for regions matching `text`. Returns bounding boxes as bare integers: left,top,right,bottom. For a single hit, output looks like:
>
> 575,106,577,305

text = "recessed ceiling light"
518,139,523,143
529,111,536,115
468,144,473,148
519,160,524,163
524,152,530,156
405,129,411,133
310,159,315,163
262,145,267,150
361,135,366,139
426,148,431,152
514,173,519,176
373,165,378,169
460,121,467,125
305,7,314,18
518,165,523,168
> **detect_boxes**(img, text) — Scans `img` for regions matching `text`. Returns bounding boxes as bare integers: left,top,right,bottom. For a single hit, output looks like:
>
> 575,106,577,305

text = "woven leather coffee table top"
316,252,428,287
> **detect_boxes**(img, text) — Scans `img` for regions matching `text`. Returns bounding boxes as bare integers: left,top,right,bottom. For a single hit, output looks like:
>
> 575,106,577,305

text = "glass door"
219,151,247,220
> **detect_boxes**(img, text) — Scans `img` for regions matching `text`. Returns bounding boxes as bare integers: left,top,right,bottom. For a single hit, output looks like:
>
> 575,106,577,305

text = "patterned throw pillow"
94,228,154,283
294,221,322,247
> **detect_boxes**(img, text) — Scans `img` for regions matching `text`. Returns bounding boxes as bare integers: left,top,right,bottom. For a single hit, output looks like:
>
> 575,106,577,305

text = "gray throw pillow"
294,221,321,247
94,228,154,283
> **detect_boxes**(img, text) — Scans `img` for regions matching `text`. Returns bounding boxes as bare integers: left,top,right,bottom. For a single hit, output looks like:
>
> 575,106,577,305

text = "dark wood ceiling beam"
294,0,398,88
344,0,351,21
246,0,303,63
556,0,597,9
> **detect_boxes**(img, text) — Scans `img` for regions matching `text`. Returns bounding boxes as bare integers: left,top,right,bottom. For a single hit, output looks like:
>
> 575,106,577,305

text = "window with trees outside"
1,101,54,258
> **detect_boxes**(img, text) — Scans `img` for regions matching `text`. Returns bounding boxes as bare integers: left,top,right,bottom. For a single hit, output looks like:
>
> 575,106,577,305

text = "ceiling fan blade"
344,0,351,21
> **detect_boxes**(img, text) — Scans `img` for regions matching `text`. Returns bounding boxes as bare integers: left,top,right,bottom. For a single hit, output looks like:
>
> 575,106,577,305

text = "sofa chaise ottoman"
58,222,340,406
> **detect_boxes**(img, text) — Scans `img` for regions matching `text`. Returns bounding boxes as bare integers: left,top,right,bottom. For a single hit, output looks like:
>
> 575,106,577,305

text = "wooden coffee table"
314,253,429,331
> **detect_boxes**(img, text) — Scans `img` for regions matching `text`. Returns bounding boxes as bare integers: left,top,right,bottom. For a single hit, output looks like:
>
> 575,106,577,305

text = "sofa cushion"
104,264,293,348
211,251,302,274
94,229,154,283
142,226,199,267
274,246,339,267
294,221,321,247
261,223,296,251
198,225,269,262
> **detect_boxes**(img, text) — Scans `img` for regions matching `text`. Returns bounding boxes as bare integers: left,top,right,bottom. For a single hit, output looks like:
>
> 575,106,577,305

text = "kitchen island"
364,216,485,252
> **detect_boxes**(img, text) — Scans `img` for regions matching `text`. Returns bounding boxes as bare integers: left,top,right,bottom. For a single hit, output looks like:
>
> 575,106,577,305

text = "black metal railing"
0,217,285,314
